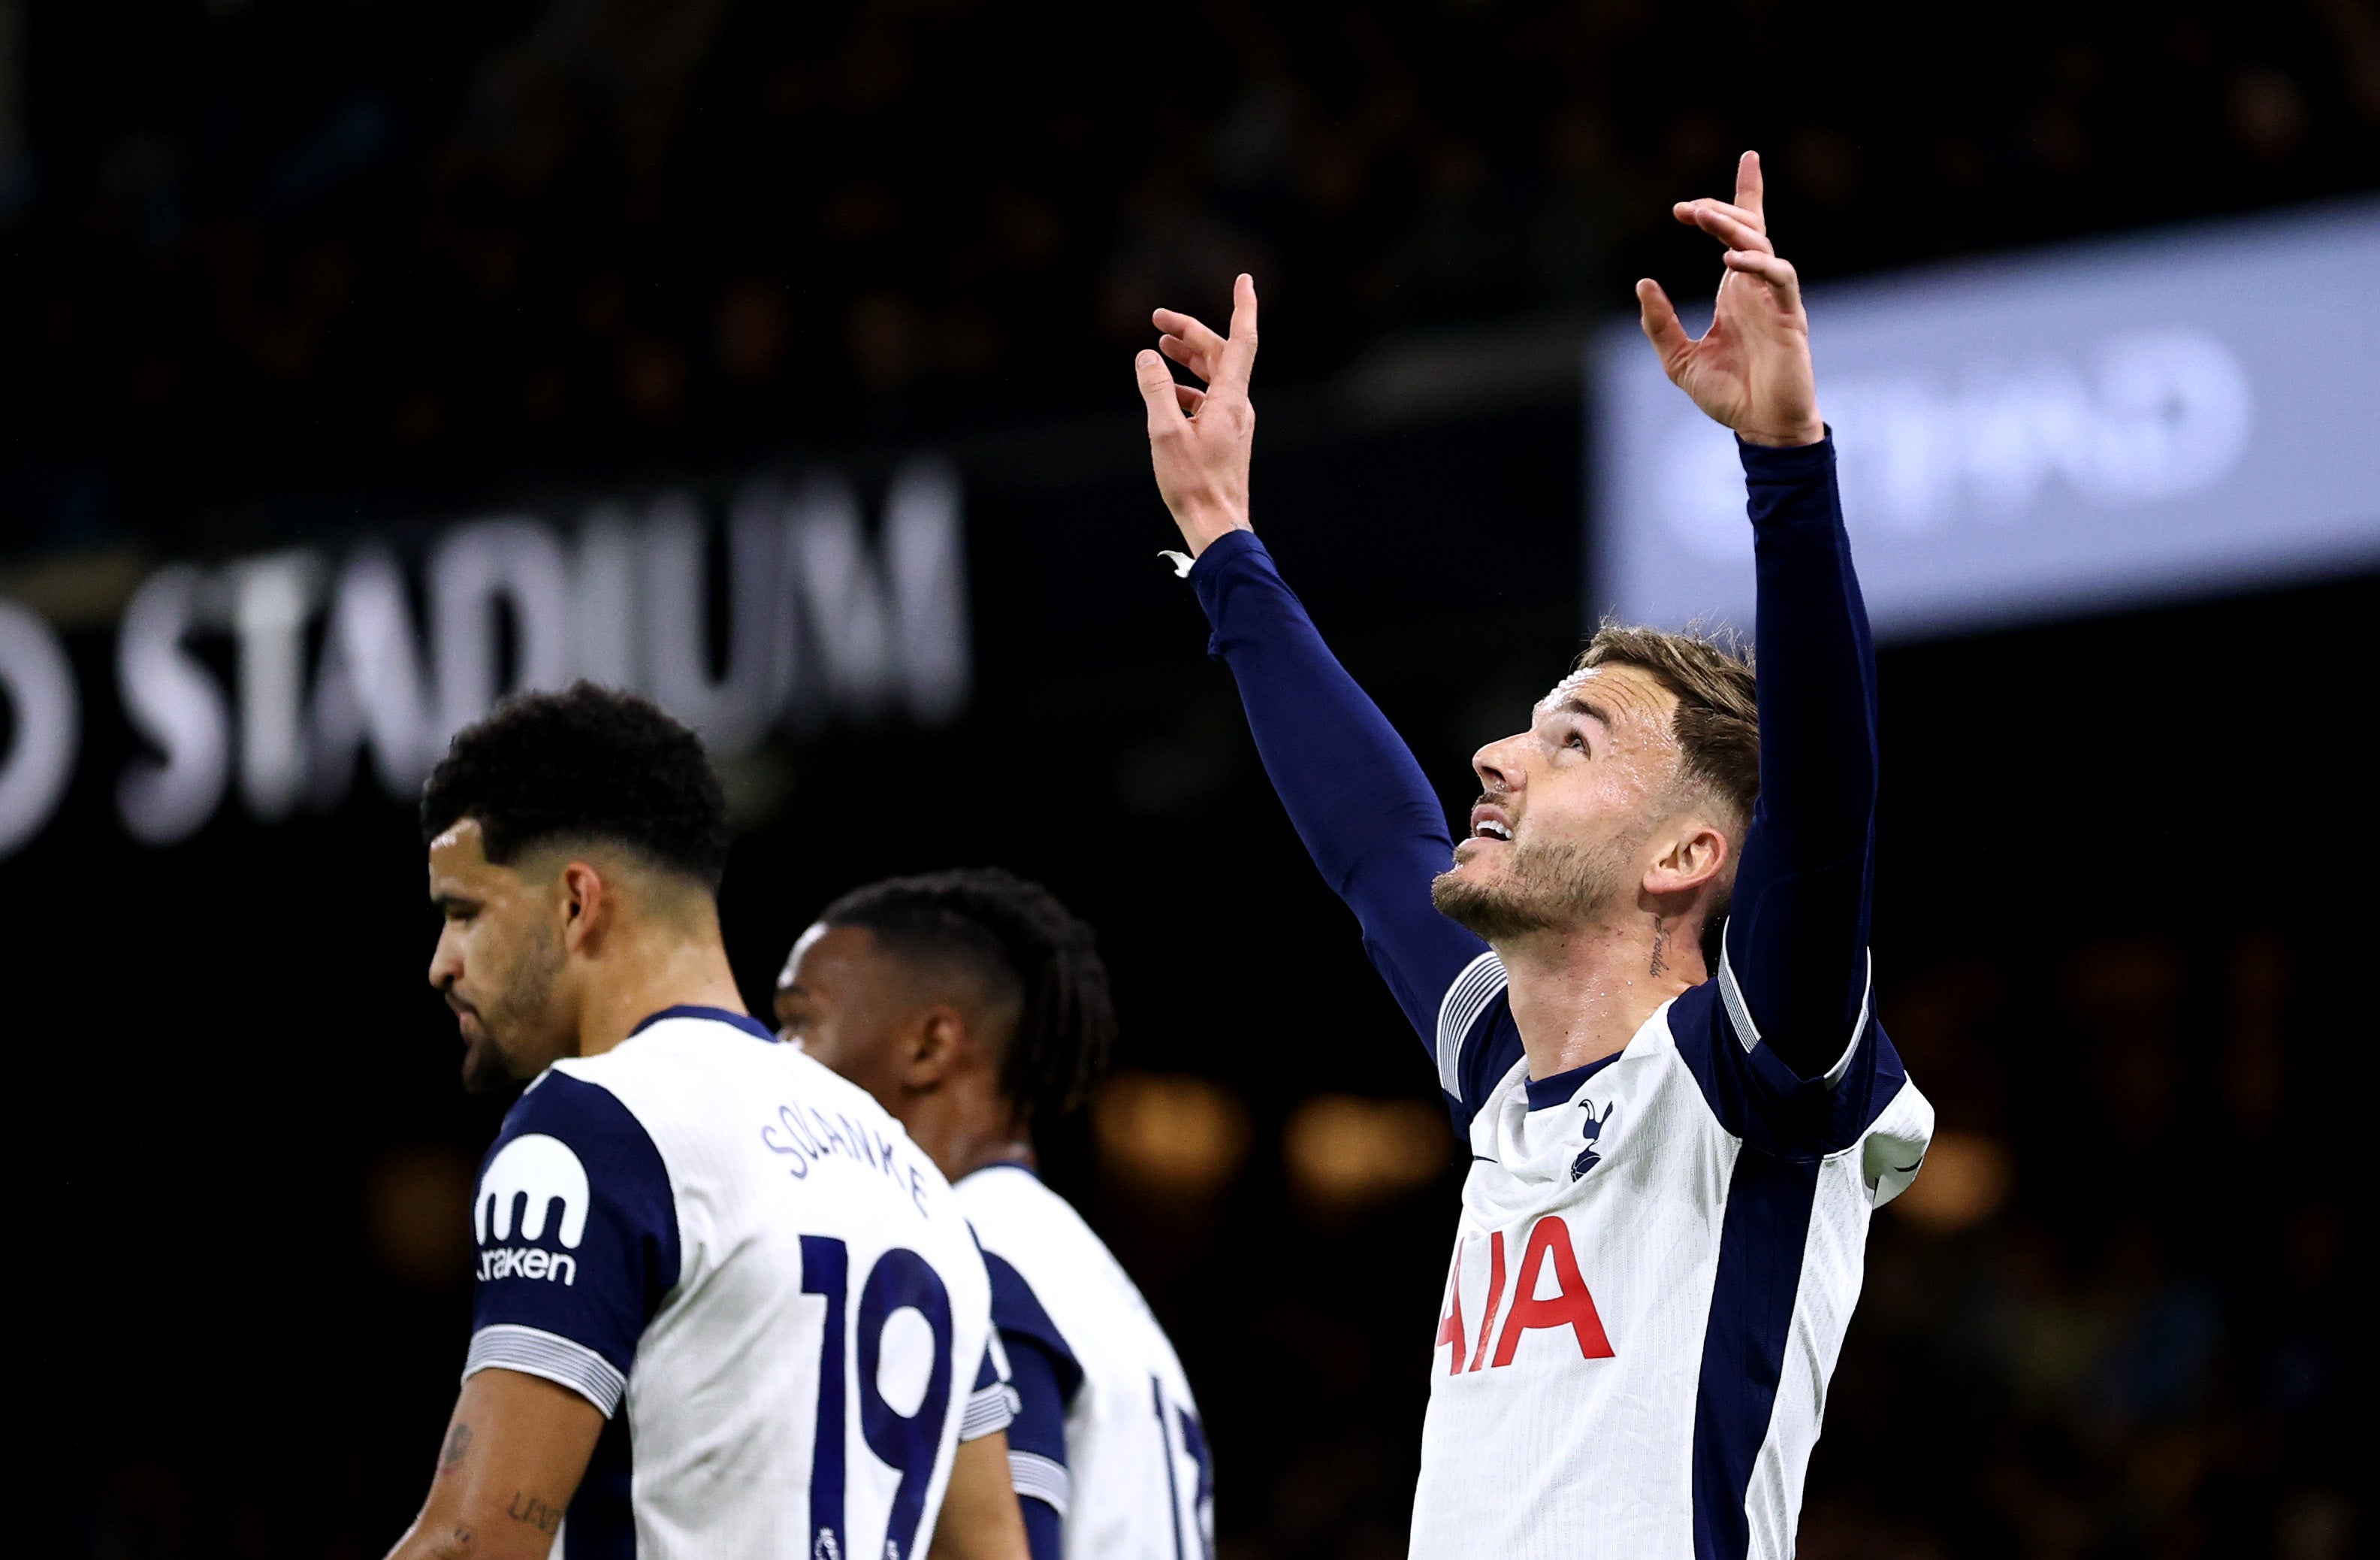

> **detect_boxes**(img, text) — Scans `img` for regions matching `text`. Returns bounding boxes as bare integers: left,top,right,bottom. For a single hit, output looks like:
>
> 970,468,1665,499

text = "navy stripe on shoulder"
1667,983,1908,1159
630,1004,777,1043
475,1069,682,1374
983,1252,1083,1401
476,1069,679,1560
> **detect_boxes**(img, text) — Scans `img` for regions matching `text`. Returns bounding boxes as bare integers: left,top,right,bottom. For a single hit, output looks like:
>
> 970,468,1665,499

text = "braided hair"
818,868,1116,1128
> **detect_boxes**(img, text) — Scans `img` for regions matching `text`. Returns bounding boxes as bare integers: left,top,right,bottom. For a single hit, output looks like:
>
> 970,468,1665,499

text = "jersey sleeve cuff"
1183,527,1264,579
1735,431,1836,477
1008,1450,1071,1517
959,1380,1017,1441
464,1323,628,1418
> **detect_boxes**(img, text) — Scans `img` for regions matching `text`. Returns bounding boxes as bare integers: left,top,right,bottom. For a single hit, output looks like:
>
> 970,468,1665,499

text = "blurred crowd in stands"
6,0,2380,547
1798,933,2365,1560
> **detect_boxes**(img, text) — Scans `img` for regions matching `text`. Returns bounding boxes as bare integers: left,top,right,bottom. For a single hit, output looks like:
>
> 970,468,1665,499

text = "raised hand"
1637,152,1824,449
1134,274,1259,556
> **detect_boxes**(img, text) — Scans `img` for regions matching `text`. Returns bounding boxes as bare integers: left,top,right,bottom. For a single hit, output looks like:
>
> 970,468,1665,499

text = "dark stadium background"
5,3,2377,1557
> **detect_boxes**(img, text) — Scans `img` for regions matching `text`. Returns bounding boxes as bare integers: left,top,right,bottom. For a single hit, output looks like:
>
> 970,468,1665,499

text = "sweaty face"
775,924,918,1108
1431,663,1684,941
426,820,571,1094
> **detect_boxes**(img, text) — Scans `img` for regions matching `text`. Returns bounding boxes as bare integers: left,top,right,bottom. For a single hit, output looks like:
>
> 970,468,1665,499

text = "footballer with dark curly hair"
389,683,1028,1560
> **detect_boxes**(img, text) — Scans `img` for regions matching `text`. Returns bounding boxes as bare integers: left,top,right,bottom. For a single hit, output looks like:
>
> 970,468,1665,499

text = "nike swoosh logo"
1888,1161,1922,1175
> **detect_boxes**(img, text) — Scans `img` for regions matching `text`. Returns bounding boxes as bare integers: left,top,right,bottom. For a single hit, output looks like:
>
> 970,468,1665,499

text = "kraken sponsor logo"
476,1246,578,1285
474,1133,590,1285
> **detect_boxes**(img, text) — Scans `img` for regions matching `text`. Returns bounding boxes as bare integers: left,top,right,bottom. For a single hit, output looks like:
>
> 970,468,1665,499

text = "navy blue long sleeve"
1188,530,1489,1052
1187,433,1876,1095
1723,436,1878,1081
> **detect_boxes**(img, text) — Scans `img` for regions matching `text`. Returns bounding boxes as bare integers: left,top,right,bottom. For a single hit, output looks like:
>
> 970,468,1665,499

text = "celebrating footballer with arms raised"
1131,153,1934,1560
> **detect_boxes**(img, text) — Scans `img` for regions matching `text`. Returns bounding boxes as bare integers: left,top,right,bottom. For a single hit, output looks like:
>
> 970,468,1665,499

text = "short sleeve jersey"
466,1008,1010,1560
959,1165,1213,1560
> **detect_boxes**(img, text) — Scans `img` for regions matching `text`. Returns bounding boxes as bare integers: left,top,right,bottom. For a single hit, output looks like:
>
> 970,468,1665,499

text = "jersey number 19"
800,1235,955,1560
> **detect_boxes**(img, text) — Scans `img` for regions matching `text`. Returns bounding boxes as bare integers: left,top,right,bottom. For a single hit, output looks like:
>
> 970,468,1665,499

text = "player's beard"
459,920,566,1096
1430,830,1637,942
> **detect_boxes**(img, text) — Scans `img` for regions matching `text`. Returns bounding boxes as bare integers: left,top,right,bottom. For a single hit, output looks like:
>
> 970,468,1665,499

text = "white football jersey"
959,1164,1213,1560
465,1006,1012,1560
1415,957,1932,1560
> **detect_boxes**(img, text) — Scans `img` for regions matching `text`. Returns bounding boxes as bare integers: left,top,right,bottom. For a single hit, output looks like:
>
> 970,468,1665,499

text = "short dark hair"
820,868,1116,1127
420,682,732,890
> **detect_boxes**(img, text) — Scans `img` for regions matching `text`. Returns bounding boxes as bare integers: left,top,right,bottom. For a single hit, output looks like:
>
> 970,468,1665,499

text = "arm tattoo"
437,1422,475,1477
508,1492,566,1536
430,1524,475,1560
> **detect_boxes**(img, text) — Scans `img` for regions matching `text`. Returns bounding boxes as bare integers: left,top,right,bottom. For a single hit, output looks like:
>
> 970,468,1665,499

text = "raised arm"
1134,280,1489,1045
1639,153,1875,1080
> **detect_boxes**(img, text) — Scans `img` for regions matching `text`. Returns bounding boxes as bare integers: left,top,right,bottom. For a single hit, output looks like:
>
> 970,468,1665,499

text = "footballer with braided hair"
777,869,1212,1560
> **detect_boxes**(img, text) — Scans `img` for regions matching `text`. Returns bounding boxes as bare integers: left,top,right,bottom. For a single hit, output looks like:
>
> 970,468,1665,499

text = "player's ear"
1642,821,1729,898
900,1005,969,1089
558,860,612,954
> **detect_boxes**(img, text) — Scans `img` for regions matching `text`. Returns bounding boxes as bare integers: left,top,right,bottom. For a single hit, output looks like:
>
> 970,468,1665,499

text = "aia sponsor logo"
474,1132,588,1286
1434,1215,1614,1371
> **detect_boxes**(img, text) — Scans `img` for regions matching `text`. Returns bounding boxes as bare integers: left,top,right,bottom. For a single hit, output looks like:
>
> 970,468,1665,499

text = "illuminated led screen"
1590,199,2380,640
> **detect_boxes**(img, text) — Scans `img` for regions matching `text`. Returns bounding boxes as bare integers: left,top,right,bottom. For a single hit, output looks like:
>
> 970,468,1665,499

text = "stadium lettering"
0,458,974,863
477,1246,578,1286
1434,1217,1614,1371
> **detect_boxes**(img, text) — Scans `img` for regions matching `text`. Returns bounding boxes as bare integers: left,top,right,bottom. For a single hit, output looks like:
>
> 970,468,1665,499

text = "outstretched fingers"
1672,198,1765,235
1151,276,1259,389
1636,278,1693,371
1156,333,1204,376
1135,349,1188,435
1735,150,1765,219
1153,308,1228,380
1722,248,1802,309
1679,201,1771,255
1152,307,1224,346
1218,273,1259,388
